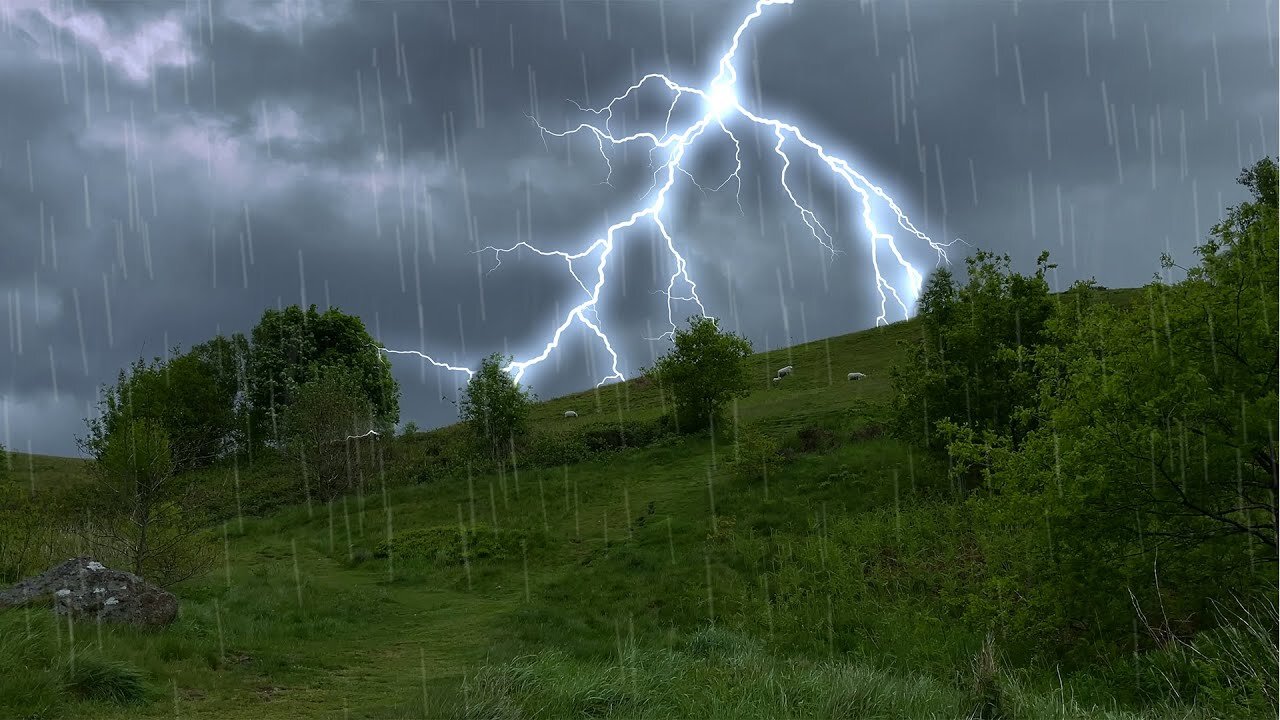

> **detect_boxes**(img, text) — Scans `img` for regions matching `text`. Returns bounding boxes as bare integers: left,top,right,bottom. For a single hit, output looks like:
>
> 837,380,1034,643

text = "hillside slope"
5,287,1212,720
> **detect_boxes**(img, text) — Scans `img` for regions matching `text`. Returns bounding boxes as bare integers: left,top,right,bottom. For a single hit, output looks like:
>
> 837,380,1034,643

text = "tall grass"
0,619,147,718
454,625,1216,720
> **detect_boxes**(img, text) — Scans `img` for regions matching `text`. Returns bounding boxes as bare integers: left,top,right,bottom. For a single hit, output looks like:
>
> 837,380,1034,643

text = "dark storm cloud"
0,0,1273,457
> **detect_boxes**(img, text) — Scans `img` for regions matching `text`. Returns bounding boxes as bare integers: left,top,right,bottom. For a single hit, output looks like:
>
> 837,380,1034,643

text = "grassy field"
1,297,1267,719
3,452,89,495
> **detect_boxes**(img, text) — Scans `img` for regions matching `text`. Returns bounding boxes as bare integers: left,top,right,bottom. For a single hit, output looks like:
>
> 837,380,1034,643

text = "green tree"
248,305,399,446
72,417,213,586
645,316,753,433
943,158,1278,660
458,354,534,460
188,333,252,449
284,365,377,500
891,250,1056,455
86,341,242,471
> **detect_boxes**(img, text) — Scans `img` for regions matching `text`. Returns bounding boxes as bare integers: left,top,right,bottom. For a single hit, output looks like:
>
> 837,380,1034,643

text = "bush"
0,491,68,583
375,525,536,565
788,424,839,454
390,427,497,487
730,426,783,483
521,417,676,468
850,422,887,442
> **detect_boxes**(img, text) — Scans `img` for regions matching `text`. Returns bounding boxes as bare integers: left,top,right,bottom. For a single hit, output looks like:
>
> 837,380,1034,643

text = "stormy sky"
0,0,1275,458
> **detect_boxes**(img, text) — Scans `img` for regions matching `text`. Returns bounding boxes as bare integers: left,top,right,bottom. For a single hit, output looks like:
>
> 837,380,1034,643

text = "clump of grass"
969,631,1006,719
1113,594,1279,717
0,628,63,718
456,627,1224,720
454,627,976,719
0,619,148,716
61,655,146,704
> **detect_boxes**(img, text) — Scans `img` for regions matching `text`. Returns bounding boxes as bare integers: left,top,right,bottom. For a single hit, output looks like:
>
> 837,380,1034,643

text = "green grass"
2,451,89,495
3,289,1266,719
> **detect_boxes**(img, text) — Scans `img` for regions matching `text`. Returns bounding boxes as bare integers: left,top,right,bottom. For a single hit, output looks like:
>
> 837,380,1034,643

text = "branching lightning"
384,0,955,389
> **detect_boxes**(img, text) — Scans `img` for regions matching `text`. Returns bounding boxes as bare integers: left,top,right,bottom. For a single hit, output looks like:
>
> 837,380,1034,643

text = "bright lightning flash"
706,82,739,120
385,0,957,389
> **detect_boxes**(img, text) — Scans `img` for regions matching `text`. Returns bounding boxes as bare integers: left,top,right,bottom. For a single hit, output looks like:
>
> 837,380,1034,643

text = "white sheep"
847,372,866,381
564,410,578,418
776,365,793,378
771,376,781,384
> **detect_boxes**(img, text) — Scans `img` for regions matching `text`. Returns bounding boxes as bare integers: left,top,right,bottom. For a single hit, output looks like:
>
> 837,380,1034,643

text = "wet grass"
6,289,1253,719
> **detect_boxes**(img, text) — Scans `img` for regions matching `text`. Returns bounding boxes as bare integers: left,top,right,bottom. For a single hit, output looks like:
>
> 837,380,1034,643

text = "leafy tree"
248,305,399,446
188,333,252,448
458,353,534,460
284,365,378,501
72,417,213,586
86,342,242,471
645,316,753,433
891,250,1056,456
942,158,1278,660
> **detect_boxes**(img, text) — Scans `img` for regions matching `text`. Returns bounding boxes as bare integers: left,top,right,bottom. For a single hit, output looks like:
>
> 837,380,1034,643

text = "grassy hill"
0,288,1253,719
2,451,89,494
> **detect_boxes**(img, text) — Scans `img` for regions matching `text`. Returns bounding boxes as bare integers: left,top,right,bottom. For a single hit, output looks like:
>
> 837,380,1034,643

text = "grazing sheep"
564,410,578,418
776,365,793,378
771,376,781,384
847,372,866,381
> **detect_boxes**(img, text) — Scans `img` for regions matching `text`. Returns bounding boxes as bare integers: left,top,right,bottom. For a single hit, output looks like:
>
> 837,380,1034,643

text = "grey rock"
0,557,178,627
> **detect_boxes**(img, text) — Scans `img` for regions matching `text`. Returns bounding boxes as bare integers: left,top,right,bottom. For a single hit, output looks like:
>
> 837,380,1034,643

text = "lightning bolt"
385,0,955,389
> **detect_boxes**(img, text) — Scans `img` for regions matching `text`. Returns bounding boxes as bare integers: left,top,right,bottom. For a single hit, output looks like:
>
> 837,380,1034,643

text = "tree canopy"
247,304,400,445
284,365,377,500
933,157,1278,659
891,249,1056,455
85,342,243,471
458,353,534,459
645,316,753,433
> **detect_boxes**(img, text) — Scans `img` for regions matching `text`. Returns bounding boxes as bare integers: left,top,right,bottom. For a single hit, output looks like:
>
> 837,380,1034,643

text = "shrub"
789,424,839,454
730,427,783,483
375,525,535,565
0,490,68,583
522,432,593,468
850,422,887,442
521,417,675,468
391,427,496,486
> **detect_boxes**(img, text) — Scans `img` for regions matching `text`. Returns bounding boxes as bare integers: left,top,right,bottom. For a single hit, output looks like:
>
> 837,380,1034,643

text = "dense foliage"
644,316,754,433
896,158,1279,666
459,353,536,460
890,249,1056,456
72,418,213,586
283,365,380,500
84,343,243,471
248,304,400,445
